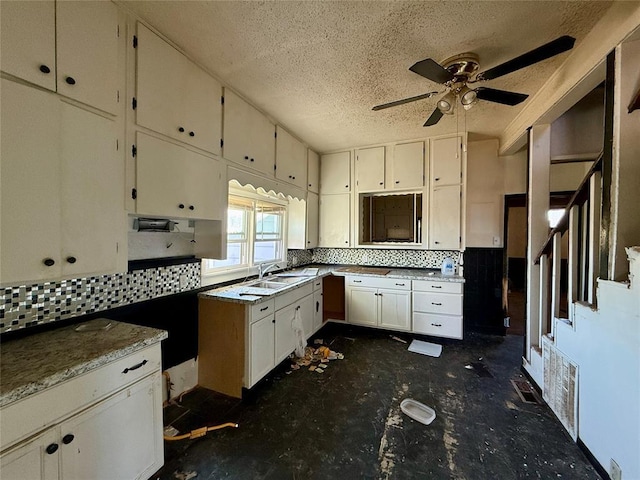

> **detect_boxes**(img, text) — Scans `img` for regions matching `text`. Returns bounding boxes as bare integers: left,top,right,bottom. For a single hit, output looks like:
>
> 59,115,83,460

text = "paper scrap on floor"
408,339,443,358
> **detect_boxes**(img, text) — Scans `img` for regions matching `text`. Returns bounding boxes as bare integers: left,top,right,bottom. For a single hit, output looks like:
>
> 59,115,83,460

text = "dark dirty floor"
155,323,600,480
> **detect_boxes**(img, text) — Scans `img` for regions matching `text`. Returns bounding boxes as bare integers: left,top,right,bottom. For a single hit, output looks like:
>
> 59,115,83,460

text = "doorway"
504,195,527,335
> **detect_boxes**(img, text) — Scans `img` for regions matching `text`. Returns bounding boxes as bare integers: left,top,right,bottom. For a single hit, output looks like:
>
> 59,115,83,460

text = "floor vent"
511,379,541,404
543,336,578,440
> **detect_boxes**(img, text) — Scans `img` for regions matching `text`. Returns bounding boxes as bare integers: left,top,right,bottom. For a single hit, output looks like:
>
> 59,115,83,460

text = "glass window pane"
254,240,281,264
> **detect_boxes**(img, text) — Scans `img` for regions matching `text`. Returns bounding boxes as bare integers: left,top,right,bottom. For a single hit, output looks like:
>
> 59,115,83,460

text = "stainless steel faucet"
258,263,279,279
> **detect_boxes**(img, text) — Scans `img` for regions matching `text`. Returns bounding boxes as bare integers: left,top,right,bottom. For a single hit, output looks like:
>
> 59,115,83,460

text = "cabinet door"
320,151,350,194
0,79,62,284
136,24,222,154
307,149,320,193
60,103,124,277
429,185,461,250
249,314,275,387
275,126,307,189
299,294,314,340
319,194,350,247
313,288,323,333
347,287,378,326
56,1,118,114
306,192,319,249
181,58,223,155
392,142,424,189
356,146,385,191
430,136,462,186
275,304,297,364
136,133,222,220
59,374,163,480
0,0,56,91
0,428,59,480
378,290,411,331
223,89,275,176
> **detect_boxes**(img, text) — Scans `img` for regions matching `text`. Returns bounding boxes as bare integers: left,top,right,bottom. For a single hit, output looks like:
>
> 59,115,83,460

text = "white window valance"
227,166,306,201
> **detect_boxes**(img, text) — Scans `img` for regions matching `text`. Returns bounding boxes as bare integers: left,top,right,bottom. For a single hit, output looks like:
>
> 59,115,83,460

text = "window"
202,194,286,277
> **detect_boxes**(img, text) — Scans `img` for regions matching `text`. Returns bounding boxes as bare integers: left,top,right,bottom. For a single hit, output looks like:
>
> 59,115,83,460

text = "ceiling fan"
373,36,576,127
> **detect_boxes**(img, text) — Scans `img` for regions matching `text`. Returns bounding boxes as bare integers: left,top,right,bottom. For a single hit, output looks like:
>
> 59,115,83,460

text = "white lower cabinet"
0,346,164,480
346,276,411,331
248,311,276,390
200,280,324,397
412,280,463,339
312,278,324,332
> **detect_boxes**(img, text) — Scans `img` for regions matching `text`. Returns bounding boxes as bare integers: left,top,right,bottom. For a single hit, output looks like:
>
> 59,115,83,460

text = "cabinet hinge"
117,90,120,103
220,138,224,148
132,145,137,157
274,164,277,171
274,131,277,138
132,97,137,110
131,188,137,200
221,96,224,105
117,24,120,38
116,139,119,151
133,35,138,48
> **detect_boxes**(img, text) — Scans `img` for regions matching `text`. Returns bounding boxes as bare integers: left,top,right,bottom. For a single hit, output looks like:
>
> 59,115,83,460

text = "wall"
466,139,505,248
554,248,640,479
549,162,592,192
550,87,604,158
504,149,528,194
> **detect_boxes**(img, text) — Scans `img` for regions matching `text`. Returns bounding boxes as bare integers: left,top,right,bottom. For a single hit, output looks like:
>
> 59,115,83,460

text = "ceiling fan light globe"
460,87,478,106
437,91,456,114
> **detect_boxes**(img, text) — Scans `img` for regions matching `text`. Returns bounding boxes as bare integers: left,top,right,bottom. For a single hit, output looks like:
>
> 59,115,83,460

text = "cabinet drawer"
413,292,462,315
313,278,323,291
412,280,463,294
346,276,411,290
274,283,313,311
250,299,275,322
1,344,161,451
413,313,463,339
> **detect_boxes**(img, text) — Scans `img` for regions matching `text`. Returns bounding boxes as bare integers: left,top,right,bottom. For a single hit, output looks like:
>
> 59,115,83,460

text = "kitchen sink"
248,281,287,290
267,275,306,284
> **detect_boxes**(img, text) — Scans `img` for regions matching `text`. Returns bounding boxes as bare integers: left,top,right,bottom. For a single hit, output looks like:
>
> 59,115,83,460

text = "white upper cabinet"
429,185,461,250
0,79,124,285
356,146,385,191
223,89,276,177
56,1,119,114
320,151,351,194
136,133,224,221
430,135,462,186
307,150,320,193
0,0,55,91
287,193,318,250
275,126,307,189
136,23,222,155
319,193,350,247
1,1,119,114
391,141,424,189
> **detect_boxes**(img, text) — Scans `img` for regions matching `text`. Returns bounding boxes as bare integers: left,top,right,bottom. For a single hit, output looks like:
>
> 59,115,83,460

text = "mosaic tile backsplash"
0,262,201,335
312,248,461,269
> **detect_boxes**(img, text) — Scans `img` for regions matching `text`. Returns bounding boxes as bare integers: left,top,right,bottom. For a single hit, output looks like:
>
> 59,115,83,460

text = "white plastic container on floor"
400,398,436,425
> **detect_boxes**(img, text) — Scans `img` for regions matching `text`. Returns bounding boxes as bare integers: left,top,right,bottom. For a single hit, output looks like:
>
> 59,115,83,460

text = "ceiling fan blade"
477,35,576,81
476,87,529,106
409,58,454,84
372,92,439,111
423,108,444,127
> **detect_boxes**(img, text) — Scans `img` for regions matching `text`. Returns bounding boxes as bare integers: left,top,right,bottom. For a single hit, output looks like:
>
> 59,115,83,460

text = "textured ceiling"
120,1,612,153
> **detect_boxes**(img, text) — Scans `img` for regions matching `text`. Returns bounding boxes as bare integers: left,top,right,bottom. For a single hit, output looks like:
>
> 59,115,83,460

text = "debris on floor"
288,342,344,374
389,335,407,343
173,471,197,480
465,362,494,378
400,398,436,425
408,339,443,357
163,425,180,437
511,378,541,403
